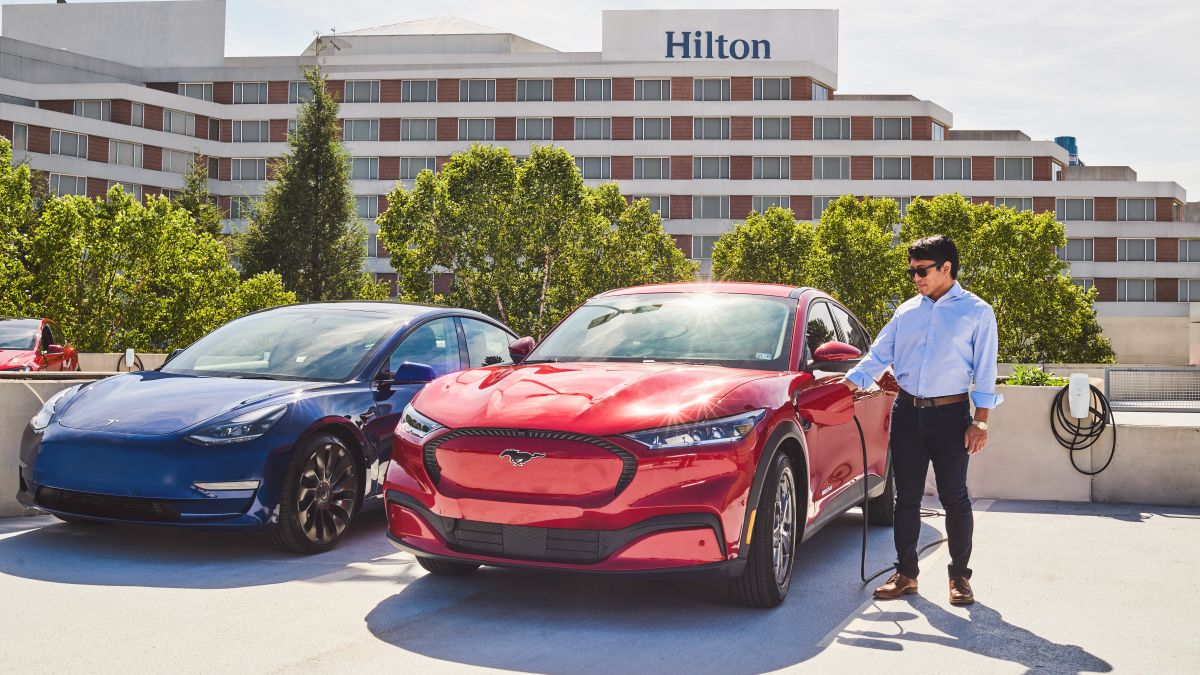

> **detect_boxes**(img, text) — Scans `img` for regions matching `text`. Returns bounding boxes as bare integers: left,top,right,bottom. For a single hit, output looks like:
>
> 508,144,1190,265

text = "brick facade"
911,156,933,181
1094,238,1117,262
850,116,872,140
731,116,753,141
670,156,692,180
972,157,995,181
437,79,458,103
669,194,692,219
1094,197,1117,221
671,77,692,101
731,77,753,101
851,156,872,180
612,77,634,101
671,116,693,141
553,78,574,102
791,116,813,141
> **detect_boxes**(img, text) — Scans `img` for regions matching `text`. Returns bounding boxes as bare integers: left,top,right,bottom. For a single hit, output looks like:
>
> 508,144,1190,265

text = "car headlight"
185,404,287,445
30,385,82,432
399,403,444,442
623,409,767,450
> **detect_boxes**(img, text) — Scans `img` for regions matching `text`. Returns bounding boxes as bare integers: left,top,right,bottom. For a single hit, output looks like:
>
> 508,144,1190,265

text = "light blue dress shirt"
845,281,1004,409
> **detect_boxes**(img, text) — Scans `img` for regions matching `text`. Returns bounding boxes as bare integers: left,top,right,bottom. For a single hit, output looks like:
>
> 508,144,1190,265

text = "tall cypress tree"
172,154,224,238
233,62,373,301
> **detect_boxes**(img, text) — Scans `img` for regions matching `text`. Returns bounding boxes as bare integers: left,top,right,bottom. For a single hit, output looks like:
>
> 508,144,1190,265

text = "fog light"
193,480,260,491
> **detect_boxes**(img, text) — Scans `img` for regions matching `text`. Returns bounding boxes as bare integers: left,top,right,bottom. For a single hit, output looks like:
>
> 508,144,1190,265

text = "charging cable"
1050,378,1117,476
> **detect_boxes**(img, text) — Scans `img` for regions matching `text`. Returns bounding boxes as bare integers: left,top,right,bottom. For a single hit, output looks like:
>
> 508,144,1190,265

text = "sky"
3,0,1199,197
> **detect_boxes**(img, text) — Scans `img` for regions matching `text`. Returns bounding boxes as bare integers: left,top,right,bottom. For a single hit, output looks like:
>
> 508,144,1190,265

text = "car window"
461,318,514,368
47,323,64,347
804,302,838,364
828,304,870,353
387,318,461,377
40,323,54,349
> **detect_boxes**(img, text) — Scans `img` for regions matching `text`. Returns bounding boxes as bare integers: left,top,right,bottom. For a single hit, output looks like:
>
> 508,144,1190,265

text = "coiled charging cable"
1050,382,1117,475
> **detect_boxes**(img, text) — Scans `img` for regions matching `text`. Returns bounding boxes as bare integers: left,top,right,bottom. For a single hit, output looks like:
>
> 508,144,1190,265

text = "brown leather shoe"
873,572,918,599
949,576,974,605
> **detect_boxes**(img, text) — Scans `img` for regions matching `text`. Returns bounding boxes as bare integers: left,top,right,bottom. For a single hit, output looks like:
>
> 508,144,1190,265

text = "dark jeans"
889,396,974,580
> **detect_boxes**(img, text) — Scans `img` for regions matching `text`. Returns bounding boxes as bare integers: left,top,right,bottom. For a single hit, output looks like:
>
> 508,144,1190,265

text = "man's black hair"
908,235,959,279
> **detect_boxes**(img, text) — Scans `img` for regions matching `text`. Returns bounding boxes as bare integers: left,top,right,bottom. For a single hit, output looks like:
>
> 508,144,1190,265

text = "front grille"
36,487,181,522
451,519,603,563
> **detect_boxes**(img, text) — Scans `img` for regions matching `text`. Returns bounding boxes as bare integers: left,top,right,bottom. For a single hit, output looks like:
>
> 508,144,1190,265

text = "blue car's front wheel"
273,433,359,553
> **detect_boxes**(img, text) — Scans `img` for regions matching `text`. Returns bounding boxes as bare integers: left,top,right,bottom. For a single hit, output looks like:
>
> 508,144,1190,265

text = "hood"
0,349,36,368
56,371,317,435
414,361,776,437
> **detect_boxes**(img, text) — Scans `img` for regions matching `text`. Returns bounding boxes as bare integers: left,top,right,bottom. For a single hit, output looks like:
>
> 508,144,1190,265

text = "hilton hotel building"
1,1,1197,363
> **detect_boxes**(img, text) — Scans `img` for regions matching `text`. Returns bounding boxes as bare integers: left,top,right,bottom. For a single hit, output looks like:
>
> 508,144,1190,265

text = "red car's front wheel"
728,452,798,608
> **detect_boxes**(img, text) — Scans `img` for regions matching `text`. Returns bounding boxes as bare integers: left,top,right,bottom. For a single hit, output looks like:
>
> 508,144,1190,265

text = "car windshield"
529,292,796,371
161,306,409,381
0,321,39,350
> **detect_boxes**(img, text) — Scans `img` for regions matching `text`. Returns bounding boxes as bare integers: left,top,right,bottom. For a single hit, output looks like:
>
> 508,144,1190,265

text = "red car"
0,318,79,372
383,283,898,607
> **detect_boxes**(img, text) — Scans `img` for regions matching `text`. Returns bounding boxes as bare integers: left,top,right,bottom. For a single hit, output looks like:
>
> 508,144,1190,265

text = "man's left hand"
964,424,988,455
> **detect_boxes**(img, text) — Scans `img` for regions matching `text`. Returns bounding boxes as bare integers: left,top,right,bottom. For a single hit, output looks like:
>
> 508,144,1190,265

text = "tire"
416,556,481,576
54,514,102,525
728,452,799,608
866,455,895,526
273,433,360,554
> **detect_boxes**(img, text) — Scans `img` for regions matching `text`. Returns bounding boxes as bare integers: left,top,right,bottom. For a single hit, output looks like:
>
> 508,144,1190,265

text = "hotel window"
350,157,380,180
49,173,86,196
178,82,213,101
889,197,913,217
161,148,192,174
575,78,612,102
1117,198,1155,221
287,119,299,136
458,118,495,141
691,234,722,259
516,79,553,102
401,80,436,103
1179,240,1200,263
208,118,220,140
1116,278,1155,302
459,79,496,103
400,157,435,180
1179,279,1200,302
106,181,142,202
1056,239,1094,262
163,109,196,137
693,156,730,179
50,130,87,158
934,157,972,180
873,117,911,141
1117,238,1155,262
932,122,946,141
11,123,28,151
634,117,671,140
230,158,266,181
229,196,260,220
753,77,790,101
693,117,730,140
344,80,380,103
108,140,142,168
754,117,790,140
130,103,144,128
1056,198,1094,221
633,157,670,180
208,156,219,178
813,196,837,216
994,197,1033,212
995,157,1033,180
640,195,670,219
634,78,671,101
753,156,790,180
811,82,831,101
574,156,611,180
753,196,791,213
233,120,269,142
1072,278,1094,294
288,81,314,104
692,196,729,219
1053,163,1063,181
813,156,850,180
400,118,436,141
73,100,111,121
575,117,611,140
343,118,379,140
516,117,552,141
813,117,850,140
693,78,730,102
873,157,911,180
233,82,268,104
356,195,379,220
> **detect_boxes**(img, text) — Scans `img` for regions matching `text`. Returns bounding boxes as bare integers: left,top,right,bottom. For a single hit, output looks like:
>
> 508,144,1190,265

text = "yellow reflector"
745,509,757,545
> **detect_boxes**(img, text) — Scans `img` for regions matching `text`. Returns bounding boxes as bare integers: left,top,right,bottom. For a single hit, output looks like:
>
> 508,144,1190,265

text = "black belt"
897,389,969,409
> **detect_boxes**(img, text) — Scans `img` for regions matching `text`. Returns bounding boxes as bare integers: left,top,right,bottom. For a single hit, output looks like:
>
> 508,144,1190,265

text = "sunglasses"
906,262,943,278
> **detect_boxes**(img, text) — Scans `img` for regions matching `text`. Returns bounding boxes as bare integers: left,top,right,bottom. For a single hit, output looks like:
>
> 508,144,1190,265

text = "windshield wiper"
228,374,278,380
520,358,559,365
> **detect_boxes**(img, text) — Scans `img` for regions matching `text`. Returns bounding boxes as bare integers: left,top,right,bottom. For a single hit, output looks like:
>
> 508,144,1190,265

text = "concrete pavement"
0,498,1195,673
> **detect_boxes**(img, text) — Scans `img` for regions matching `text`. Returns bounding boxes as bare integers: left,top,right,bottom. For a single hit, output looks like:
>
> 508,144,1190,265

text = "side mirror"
794,381,856,427
810,341,861,373
164,348,184,365
44,344,64,355
383,361,438,386
508,336,535,364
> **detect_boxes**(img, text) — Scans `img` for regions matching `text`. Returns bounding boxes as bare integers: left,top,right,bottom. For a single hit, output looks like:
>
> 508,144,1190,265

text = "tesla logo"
102,419,119,427
500,449,545,467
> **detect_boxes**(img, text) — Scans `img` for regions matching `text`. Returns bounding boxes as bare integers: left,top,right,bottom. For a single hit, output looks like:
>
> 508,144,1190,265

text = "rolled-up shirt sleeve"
845,315,898,389
969,305,1004,409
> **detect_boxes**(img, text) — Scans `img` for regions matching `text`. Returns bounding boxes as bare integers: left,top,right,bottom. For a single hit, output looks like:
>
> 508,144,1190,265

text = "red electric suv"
0,318,79,372
383,283,898,607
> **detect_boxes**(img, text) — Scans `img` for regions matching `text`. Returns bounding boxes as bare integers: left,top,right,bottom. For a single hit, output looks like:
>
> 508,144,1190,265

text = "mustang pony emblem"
500,449,546,467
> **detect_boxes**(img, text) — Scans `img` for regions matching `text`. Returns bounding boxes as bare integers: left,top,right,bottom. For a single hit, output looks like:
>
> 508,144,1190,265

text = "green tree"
814,196,909,335
171,154,225,237
226,270,298,320
902,194,1114,363
0,137,34,316
712,206,825,288
232,64,373,301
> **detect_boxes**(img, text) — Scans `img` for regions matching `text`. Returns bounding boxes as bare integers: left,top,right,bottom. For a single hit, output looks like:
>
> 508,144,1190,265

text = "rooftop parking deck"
1,497,1194,674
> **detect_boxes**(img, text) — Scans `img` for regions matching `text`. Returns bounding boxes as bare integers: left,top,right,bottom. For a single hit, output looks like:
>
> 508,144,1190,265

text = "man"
842,234,1002,606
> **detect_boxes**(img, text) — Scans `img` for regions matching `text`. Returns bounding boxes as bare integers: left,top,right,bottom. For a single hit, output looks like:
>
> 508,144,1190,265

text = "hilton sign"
664,30,771,60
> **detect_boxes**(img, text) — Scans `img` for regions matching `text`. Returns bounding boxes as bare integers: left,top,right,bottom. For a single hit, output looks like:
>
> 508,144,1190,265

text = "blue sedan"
17,302,517,553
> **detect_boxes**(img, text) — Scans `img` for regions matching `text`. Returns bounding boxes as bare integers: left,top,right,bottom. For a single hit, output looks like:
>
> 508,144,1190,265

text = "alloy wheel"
771,466,797,587
297,443,357,545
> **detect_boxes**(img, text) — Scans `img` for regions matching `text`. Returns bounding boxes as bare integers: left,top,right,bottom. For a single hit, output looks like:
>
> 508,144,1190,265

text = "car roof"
248,301,511,329
0,318,43,328
598,282,806,298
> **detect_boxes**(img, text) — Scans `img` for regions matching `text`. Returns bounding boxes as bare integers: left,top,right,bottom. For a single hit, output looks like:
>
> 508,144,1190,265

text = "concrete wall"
1097,315,1194,365
76,353,168,373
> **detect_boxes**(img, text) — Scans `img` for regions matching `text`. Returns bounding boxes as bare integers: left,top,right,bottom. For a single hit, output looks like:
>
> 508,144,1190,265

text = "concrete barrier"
76,352,167,372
